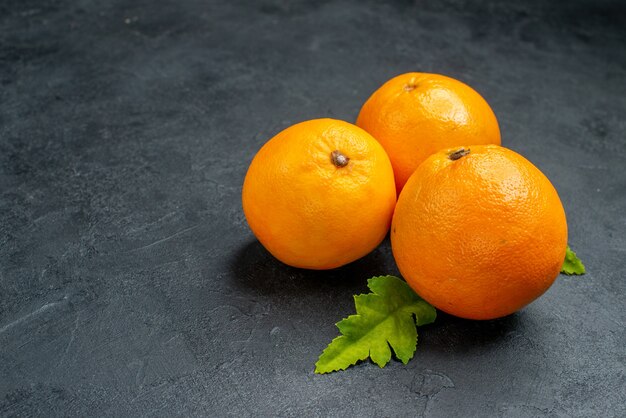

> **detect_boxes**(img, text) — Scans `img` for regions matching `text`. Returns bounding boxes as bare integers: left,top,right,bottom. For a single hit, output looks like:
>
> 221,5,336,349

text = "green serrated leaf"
561,245,586,275
314,276,436,374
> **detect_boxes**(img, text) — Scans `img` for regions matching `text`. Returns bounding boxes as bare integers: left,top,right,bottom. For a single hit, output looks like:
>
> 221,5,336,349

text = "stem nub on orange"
391,145,568,320
357,73,501,194
242,119,396,270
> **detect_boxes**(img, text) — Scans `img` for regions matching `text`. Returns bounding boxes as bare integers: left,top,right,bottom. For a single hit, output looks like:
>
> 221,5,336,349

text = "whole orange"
391,145,568,320
357,73,501,193
242,118,396,270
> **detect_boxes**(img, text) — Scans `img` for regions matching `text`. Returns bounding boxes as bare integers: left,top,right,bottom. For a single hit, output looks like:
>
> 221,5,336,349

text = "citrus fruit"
391,145,568,320
242,118,396,270
356,72,501,193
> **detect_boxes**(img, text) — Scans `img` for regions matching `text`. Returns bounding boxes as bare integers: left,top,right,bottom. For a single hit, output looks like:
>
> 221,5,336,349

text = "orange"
242,118,396,270
357,73,501,193
391,145,568,320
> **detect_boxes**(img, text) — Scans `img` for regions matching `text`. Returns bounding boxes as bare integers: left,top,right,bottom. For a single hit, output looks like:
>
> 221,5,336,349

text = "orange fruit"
391,145,568,320
357,73,501,193
242,118,396,270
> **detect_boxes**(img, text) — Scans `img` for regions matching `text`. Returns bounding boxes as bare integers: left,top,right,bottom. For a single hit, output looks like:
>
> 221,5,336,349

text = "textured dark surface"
1,0,625,416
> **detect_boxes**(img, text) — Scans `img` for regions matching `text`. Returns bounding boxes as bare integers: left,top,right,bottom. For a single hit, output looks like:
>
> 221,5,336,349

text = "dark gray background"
1,0,625,416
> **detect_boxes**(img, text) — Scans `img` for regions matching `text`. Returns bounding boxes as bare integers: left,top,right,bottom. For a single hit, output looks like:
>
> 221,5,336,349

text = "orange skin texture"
242,118,396,270
391,145,568,320
357,73,501,194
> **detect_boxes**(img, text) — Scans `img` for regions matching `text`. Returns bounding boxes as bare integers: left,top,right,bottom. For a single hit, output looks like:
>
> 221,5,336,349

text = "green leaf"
561,245,586,275
315,276,436,374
